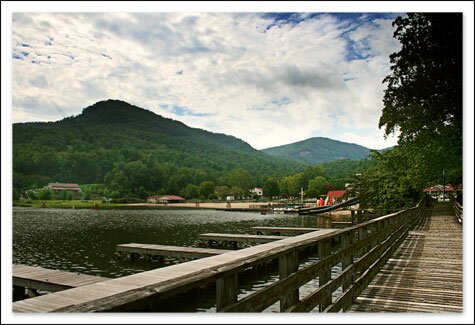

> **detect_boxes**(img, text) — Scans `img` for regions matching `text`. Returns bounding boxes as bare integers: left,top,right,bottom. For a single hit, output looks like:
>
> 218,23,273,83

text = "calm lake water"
12,207,344,312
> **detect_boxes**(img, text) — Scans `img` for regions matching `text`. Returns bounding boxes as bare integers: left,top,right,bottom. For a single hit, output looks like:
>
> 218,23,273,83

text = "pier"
13,264,107,300
116,243,230,261
349,202,462,312
197,233,289,247
12,198,463,313
251,226,321,235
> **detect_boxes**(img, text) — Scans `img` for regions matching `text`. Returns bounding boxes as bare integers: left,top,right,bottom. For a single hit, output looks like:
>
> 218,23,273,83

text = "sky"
2,2,474,325
10,10,405,150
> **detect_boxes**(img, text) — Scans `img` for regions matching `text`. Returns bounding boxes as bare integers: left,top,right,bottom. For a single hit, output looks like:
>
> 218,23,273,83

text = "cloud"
12,12,402,150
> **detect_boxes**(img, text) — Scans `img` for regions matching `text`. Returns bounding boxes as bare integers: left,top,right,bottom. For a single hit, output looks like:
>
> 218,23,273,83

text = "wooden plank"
13,228,339,312
198,233,288,244
349,202,463,313
13,264,107,293
251,227,321,235
116,243,230,259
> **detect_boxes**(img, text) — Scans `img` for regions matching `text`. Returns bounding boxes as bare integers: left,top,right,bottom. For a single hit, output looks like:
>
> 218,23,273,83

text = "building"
423,184,462,199
147,195,186,204
326,190,348,204
250,187,263,197
47,182,82,193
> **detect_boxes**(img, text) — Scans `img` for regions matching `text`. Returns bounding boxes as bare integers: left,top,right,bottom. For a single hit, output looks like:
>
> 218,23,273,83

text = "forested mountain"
13,99,305,196
262,137,374,165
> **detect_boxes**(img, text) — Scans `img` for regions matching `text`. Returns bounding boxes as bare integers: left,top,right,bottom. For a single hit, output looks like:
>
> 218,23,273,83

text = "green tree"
360,149,421,209
215,185,231,199
198,181,215,200
13,188,21,201
110,190,120,200
83,191,91,201
263,178,279,198
181,183,199,199
379,13,462,186
38,188,53,200
306,176,330,198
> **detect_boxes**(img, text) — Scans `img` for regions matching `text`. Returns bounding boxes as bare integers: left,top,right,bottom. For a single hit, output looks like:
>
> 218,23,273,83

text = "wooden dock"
251,227,321,235
12,228,338,312
14,197,454,313
116,243,230,261
198,233,288,247
331,221,353,228
350,202,463,312
13,264,107,300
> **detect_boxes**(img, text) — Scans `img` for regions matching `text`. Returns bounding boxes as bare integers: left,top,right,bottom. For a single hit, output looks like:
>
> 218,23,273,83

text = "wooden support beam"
318,240,332,311
279,250,299,311
216,273,238,311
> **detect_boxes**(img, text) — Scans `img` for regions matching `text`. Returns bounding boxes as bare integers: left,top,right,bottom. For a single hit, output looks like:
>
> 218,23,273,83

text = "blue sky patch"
160,104,210,117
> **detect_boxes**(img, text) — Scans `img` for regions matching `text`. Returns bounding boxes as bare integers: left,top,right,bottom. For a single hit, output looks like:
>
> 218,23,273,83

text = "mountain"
262,137,374,165
13,99,305,192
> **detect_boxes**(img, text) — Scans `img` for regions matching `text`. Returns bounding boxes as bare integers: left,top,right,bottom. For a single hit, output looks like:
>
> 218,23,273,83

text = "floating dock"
250,227,321,235
116,243,230,261
13,264,107,300
198,233,288,247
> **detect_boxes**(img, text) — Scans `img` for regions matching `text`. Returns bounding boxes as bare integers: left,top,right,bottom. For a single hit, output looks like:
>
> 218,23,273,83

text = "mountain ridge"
262,136,377,165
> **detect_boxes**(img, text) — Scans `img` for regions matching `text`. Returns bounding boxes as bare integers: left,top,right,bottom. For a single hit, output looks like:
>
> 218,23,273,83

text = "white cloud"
12,12,402,149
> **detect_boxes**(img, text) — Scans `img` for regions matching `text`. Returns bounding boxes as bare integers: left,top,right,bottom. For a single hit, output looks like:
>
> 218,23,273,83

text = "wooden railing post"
318,239,332,311
341,232,353,291
216,273,238,311
279,250,299,311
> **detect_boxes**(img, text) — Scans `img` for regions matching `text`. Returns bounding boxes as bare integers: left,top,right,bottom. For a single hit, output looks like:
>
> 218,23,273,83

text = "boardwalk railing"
13,198,428,313
450,194,463,225
220,198,428,312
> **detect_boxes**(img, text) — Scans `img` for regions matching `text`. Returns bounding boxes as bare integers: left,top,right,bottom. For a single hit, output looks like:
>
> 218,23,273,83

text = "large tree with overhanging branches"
361,13,463,208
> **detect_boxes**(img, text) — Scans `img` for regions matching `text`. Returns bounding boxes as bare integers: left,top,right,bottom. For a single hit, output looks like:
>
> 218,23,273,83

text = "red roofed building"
326,190,349,204
147,195,186,203
326,190,348,199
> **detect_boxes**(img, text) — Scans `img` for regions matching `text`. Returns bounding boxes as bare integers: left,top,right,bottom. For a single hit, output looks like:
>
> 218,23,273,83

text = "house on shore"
250,187,263,197
47,182,82,193
147,195,186,204
326,190,349,204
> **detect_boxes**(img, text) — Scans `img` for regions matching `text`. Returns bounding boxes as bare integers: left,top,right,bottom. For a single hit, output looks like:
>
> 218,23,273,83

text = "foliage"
38,188,53,200
359,149,421,209
13,100,306,198
306,176,330,198
379,13,462,188
263,178,279,198
198,181,215,200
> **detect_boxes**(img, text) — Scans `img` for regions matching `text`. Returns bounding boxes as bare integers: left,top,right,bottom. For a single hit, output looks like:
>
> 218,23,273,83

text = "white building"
250,187,263,197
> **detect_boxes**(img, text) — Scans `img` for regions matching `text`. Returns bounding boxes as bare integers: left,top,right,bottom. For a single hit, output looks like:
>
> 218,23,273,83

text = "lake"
12,207,343,311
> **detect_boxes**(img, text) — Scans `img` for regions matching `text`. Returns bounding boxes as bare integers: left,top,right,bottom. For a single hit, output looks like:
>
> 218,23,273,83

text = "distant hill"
13,100,305,192
262,137,376,165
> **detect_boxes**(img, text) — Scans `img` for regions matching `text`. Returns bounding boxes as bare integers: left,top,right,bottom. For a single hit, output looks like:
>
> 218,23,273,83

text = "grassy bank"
12,200,176,210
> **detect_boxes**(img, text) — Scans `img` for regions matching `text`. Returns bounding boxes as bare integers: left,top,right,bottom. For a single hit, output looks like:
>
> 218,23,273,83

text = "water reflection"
12,207,347,311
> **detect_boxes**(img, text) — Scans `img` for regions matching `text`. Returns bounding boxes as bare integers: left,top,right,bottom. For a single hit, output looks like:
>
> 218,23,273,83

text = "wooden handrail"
13,198,428,313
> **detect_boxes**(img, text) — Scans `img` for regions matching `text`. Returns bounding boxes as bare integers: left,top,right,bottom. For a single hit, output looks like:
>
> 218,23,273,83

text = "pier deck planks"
350,203,463,312
250,227,321,235
116,243,230,259
13,264,107,293
13,229,337,312
197,233,288,244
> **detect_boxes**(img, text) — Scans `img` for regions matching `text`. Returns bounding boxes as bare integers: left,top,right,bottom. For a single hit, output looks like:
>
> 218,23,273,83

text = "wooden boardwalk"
350,202,463,312
116,243,230,260
13,264,107,298
12,229,337,312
